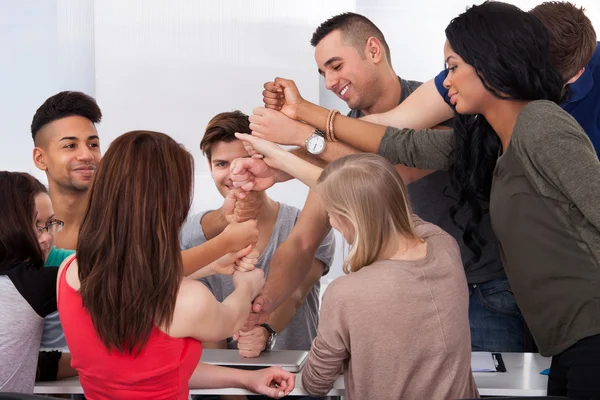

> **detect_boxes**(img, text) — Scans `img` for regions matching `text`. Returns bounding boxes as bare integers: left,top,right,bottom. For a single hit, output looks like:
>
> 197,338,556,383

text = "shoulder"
514,100,592,153
175,278,217,318
589,42,600,69
180,211,209,249
403,78,423,92
4,262,60,317
320,276,351,308
46,247,76,267
274,203,301,229
412,216,460,256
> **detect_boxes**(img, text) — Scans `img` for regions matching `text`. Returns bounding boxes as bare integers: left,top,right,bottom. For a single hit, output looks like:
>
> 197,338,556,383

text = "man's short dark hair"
200,110,251,162
310,12,391,64
31,91,102,143
530,2,597,81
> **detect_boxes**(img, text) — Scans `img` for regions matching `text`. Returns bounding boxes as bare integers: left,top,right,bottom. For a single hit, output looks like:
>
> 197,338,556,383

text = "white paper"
471,352,497,372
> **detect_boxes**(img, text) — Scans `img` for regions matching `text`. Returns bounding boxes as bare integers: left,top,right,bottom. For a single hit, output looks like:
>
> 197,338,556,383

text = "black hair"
311,12,391,63
31,91,102,143
445,1,563,264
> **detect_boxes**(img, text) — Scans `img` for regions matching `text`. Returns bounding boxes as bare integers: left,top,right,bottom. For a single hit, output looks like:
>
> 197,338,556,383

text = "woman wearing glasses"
0,171,65,392
34,185,80,384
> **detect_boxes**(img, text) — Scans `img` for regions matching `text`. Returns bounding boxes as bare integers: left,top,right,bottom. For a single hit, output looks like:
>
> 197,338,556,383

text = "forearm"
199,208,229,240
189,362,253,389
292,127,434,185
265,261,322,333
181,234,230,277
296,100,387,154
186,264,215,280
302,336,345,396
362,79,454,130
261,192,329,310
291,148,328,169
56,353,78,380
222,286,256,333
270,150,323,189
202,340,228,349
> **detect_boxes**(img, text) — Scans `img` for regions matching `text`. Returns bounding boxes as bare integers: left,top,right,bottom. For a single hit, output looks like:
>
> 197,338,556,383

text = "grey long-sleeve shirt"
378,100,600,356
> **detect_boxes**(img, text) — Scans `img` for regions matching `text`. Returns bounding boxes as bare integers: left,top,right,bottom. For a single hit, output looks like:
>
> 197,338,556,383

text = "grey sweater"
378,100,600,356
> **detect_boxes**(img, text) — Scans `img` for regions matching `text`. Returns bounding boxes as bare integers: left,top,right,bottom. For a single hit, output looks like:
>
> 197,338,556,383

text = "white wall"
1,0,599,283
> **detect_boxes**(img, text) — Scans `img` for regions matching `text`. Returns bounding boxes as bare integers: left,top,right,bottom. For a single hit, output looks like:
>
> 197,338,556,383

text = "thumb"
252,295,264,313
234,244,254,258
274,77,293,89
235,132,255,144
232,331,240,341
258,384,285,399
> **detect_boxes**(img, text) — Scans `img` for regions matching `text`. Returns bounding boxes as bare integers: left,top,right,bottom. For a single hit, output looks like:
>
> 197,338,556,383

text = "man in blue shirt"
433,2,598,155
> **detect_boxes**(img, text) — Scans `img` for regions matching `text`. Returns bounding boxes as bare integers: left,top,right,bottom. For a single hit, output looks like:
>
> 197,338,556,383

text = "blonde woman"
231,133,478,400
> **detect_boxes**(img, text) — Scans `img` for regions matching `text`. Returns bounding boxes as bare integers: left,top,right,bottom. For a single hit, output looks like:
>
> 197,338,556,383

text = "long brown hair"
0,171,48,271
316,154,419,273
77,131,194,354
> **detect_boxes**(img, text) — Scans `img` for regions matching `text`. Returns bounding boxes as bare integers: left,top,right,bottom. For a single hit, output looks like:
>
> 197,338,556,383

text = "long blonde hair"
316,153,419,273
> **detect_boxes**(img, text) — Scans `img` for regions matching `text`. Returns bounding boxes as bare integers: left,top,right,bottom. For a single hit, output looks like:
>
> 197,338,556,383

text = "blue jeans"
468,277,524,352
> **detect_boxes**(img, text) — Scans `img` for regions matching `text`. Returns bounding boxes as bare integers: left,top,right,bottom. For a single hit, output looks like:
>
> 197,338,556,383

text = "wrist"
294,124,316,148
217,205,231,224
216,230,236,253
296,99,308,122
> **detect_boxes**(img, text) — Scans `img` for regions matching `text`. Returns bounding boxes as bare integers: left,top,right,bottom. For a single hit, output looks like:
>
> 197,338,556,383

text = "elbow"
301,367,333,397
289,288,307,315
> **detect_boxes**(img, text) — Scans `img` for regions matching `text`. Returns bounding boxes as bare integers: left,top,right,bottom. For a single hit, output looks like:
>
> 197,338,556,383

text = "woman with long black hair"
249,2,600,397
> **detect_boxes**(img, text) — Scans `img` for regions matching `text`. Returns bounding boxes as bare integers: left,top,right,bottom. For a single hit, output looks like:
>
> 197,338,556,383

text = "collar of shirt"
566,65,594,104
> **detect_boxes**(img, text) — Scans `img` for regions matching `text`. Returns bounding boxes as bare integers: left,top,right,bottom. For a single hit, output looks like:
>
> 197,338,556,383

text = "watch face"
307,134,325,155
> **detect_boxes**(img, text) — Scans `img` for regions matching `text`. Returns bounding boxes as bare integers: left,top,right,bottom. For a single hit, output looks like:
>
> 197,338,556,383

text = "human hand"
229,156,280,192
234,248,260,273
221,219,259,252
221,188,258,223
243,366,295,398
232,268,265,299
247,293,276,326
262,78,304,120
210,245,254,275
233,325,269,358
232,190,262,223
249,107,312,146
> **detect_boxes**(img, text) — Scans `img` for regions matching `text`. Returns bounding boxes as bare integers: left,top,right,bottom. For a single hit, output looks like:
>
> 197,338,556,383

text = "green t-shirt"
44,246,75,268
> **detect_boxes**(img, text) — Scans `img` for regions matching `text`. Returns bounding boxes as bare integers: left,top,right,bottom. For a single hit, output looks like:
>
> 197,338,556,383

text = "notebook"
200,349,309,372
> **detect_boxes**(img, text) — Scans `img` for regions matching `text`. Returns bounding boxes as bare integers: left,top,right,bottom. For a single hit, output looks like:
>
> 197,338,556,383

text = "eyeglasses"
36,219,64,236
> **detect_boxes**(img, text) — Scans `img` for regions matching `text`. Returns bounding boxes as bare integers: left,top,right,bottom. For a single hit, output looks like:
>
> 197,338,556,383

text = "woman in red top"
57,130,295,400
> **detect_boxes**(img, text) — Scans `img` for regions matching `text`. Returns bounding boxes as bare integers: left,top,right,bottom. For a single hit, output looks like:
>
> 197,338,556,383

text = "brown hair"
530,2,597,81
200,111,251,161
77,131,194,354
316,154,419,273
0,172,48,271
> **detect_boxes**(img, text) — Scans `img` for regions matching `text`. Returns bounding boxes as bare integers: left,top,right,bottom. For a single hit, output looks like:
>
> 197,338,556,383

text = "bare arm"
170,271,263,342
188,363,295,398
362,79,454,129
181,219,259,277
267,258,324,333
253,191,330,323
236,259,325,357
249,106,435,184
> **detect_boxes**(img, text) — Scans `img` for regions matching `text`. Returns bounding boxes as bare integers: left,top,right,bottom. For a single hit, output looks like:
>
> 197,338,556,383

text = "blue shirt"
433,42,600,156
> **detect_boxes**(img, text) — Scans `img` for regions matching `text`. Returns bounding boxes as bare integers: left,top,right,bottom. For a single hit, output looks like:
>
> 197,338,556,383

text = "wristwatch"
305,128,326,155
261,323,277,352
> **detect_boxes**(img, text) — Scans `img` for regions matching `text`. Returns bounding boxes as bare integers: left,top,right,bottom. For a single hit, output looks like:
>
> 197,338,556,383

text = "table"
34,352,551,397
475,352,551,397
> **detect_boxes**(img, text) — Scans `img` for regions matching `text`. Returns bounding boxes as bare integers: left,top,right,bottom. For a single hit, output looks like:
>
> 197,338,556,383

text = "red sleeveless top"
58,257,202,400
